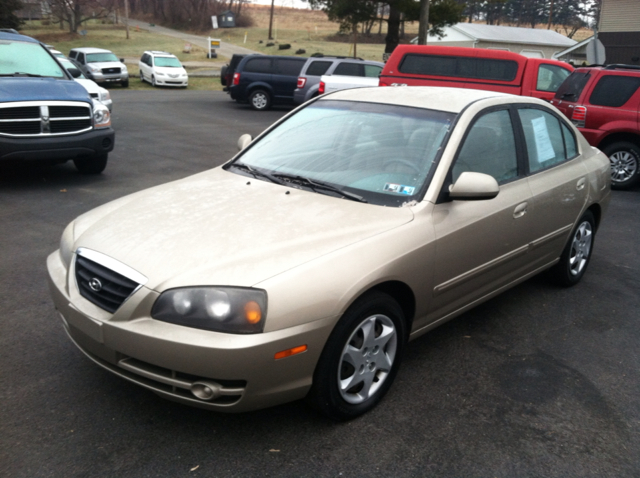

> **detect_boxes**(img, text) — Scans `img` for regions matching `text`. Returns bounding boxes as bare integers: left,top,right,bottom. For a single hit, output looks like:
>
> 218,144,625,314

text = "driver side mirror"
67,67,82,78
237,134,252,151
449,172,499,200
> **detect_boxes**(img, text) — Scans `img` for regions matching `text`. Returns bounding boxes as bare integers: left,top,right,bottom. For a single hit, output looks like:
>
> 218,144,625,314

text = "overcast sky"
250,0,312,8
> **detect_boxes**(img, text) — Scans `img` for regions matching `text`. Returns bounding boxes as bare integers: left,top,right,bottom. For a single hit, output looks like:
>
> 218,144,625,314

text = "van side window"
334,63,364,77
306,61,331,76
518,108,567,172
244,58,272,74
364,65,383,77
276,58,304,76
537,64,571,92
452,110,518,184
399,54,518,82
589,75,640,107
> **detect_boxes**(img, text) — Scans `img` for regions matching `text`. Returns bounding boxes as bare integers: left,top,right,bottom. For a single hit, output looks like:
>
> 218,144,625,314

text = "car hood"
74,78,99,94
73,168,414,291
0,77,90,103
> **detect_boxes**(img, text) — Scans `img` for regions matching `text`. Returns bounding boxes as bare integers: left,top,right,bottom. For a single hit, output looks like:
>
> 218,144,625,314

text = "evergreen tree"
0,0,23,30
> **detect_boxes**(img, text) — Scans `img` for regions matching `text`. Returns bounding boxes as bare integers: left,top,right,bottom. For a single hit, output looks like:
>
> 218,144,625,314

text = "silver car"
47,87,610,420
69,47,129,87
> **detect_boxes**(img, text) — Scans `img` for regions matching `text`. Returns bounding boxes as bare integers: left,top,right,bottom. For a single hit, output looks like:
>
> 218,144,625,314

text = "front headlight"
151,287,267,334
99,88,111,102
93,103,111,128
89,66,101,73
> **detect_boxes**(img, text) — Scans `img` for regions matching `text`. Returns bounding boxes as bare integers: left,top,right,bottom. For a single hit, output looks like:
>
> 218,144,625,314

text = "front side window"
452,110,518,184
518,108,567,172
0,40,66,78
228,100,455,206
86,53,119,63
334,63,364,77
537,64,571,92
589,75,640,107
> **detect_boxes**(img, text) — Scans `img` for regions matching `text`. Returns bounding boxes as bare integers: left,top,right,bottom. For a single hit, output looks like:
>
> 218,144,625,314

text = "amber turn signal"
274,345,307,360
244,301,262,324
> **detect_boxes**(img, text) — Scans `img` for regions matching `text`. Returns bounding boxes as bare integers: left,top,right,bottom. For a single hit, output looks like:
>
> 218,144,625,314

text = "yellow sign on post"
207,37,221,59
210,39,221,49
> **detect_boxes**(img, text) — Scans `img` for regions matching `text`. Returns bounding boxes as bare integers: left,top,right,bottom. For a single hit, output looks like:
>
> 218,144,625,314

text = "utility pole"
124,0,130,39
547,0,554,29
268,0,275,40
417,0,430,45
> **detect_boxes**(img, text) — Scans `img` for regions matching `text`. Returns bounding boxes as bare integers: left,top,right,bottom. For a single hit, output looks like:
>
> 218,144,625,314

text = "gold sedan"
47,87,610,420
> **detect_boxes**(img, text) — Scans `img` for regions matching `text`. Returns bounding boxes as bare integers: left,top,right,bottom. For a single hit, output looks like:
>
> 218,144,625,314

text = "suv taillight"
318,81,325,94
379,79,390,87
297,77,306,88
232,72,240,86
571,106,587,127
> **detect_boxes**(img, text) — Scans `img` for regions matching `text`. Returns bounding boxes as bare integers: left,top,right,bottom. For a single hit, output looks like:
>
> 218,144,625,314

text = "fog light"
191,381,222,401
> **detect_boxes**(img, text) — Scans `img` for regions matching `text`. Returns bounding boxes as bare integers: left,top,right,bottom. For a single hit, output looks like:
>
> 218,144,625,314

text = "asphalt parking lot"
1,90,639,477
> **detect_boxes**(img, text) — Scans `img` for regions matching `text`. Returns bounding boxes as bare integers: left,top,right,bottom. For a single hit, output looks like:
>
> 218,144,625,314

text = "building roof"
414,23,577,48
553,36,593,59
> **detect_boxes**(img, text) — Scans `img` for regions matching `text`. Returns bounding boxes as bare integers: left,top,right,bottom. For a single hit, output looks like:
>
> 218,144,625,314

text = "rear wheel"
603,141,640,190
74,154,108,174
307,291,406,420
549,210,595,287
249,89,271,111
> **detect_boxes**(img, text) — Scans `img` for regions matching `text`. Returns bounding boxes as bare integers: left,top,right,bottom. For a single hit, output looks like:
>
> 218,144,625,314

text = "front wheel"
603,141,640,190
307,291,406,420
549,210,595,287
121,79,129,88
249,89,271,111
74,154,108,174
139,70,145,83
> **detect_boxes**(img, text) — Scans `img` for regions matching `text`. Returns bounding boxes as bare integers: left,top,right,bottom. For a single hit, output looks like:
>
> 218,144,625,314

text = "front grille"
75,255,140,313
0,101,93,137
102,67,121,74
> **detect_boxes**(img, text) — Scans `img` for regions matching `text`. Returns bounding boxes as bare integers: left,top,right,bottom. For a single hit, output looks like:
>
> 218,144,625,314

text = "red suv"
551,65,640,190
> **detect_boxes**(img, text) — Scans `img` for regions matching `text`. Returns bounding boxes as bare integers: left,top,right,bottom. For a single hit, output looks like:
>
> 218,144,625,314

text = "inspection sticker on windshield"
384,183,415,195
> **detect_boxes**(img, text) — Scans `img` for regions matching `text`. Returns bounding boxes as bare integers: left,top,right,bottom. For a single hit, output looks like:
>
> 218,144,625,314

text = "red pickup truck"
550,65,640,190
379,45,573,102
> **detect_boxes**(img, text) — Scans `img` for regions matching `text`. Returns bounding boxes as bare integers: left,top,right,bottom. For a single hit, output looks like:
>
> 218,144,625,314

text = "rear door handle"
513,202,528,219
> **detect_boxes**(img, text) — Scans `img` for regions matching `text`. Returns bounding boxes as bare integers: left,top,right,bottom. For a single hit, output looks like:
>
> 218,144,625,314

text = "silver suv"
69,47,129,87
293,56,384,105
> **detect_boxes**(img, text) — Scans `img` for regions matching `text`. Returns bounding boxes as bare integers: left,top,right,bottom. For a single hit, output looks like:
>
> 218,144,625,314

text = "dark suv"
229,55,307,110
293,56,384,105
551,65,640,189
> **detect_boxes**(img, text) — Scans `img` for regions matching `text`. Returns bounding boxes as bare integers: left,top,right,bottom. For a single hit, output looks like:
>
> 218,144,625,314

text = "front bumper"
88,71,129,84
46,250,335,412
0,128,114,162
153,76,188,87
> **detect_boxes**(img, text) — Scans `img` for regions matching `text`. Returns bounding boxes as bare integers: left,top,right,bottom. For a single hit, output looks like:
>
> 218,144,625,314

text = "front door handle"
577,178,586,191
513,202,528,219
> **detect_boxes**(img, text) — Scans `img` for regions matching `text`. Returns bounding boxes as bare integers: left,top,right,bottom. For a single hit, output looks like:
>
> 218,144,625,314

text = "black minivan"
229,55,307,111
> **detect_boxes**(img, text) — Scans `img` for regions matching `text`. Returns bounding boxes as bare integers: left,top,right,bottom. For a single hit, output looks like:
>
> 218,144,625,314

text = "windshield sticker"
531,116,556,163
384,183,415,195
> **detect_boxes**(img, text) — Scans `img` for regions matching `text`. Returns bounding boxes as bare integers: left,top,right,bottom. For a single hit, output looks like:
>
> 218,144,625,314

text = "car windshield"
229,100,455,207
0,39,66,78
154,57,182,67
86,52,119,63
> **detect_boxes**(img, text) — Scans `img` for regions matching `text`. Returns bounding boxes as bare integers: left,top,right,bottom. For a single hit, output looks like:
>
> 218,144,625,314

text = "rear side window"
554,71,590,101
276,59,305,76
537,64,571,92
589,75,640,107
305,61,331,76
518,108,569,172
399,54,518,82
364,65,383,77
244,58,272,74
334,62,364,77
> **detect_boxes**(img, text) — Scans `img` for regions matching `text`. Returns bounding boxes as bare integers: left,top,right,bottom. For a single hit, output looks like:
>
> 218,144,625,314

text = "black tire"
139,70,145,83
549,210,596,287
74,154,108,174
307,291,407,421
220,65,228,86
121,79,129,88
603,141,640,190
151,75,157,87
249,89,271,111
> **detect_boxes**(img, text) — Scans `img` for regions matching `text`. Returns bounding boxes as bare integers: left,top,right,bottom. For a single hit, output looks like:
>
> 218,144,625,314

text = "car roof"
70,47,114,54
321,86,516,113
145,50,176,56
0,31,39,43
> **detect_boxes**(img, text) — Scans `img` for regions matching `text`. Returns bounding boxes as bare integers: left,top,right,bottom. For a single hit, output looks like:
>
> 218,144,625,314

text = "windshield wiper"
0,72,43,77
228,162,284,185
272,173,368,203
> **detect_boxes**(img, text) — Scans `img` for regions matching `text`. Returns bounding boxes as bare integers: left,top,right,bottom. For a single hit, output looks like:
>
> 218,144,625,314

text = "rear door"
272,58,305,102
